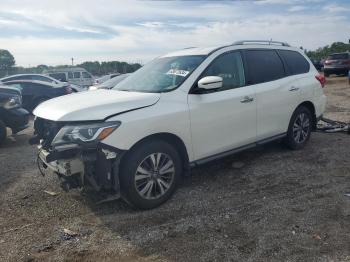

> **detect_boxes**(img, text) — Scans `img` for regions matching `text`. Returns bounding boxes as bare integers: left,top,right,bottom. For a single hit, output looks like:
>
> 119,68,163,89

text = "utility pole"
71,58,74,66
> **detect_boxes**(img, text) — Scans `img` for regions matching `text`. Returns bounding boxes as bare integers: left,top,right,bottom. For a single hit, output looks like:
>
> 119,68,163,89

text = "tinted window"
49,73,67,82
5,83,23,91
327,53,349,60
3,75,27,82
68,72,73,79
73,72,81,78
279,50,310,75
200,52,245,91
245,50,285,84
82,72,91,78
31,75,54,83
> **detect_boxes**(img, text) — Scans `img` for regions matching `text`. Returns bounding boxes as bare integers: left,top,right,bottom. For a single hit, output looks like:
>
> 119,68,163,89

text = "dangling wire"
37,149,46,176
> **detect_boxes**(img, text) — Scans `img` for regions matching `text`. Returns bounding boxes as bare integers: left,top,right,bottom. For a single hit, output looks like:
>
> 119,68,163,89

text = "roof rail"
232,40,290,47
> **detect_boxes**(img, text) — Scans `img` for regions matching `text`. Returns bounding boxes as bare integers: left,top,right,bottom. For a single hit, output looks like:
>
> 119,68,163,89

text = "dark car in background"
323,52,350,77
311,59,323,71
3,80,72,112
0,74,84,92
0,85,29,144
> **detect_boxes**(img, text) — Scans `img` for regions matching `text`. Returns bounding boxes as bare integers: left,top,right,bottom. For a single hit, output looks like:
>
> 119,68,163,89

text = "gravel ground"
0,76,349,262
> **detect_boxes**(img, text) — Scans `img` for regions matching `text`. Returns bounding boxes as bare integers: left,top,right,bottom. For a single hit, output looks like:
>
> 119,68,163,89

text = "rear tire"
0,120,7,145
284,106,312,150
119,140,182,209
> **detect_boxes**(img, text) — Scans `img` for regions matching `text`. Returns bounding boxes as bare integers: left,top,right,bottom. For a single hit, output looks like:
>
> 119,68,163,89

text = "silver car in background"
89,73,130,90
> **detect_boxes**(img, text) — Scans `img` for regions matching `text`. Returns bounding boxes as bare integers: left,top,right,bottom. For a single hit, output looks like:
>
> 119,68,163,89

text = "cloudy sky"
0,0,349,66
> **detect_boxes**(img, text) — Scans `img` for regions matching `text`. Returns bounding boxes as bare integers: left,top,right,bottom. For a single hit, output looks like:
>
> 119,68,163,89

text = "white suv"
32,40,327,209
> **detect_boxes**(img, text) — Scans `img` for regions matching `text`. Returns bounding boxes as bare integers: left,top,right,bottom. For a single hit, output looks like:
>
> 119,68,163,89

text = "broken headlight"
52,121,121,146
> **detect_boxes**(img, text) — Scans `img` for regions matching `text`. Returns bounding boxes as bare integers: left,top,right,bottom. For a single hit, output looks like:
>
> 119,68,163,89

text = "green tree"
306,42,350,60
0,49,15,76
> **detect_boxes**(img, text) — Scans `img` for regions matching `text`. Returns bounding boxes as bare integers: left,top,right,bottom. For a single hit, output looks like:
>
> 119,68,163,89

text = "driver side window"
201,52,245,91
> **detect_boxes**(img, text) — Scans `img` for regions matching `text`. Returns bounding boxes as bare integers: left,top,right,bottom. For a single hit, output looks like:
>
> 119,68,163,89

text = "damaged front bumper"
37,142,125,195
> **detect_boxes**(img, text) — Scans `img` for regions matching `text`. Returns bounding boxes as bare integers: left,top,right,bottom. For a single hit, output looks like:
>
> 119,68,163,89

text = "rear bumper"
315,94,327,119
1,107,30,133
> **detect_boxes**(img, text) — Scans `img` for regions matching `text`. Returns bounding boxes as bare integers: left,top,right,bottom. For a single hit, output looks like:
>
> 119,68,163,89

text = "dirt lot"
0,77,349,262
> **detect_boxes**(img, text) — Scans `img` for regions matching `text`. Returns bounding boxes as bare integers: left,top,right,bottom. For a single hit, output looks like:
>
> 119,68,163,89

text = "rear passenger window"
279,50,310,75
31,75,52,83
73,72,81,78
245,50,285,84
200,52,245,91
49,73,67,82
82,72,92,78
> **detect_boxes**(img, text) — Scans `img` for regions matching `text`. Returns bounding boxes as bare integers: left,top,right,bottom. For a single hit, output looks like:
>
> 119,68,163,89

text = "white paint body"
34,44,327,163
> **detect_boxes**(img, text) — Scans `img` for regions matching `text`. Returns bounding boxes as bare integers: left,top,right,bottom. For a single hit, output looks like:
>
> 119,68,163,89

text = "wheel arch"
124,132,190,175
296,101,317,130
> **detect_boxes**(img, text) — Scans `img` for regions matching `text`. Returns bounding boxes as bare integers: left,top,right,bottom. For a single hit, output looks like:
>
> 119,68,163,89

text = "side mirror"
198,76,223,90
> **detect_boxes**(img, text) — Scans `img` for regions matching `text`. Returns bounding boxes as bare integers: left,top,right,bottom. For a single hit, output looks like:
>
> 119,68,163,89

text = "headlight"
0,95,21,109
52,121,121,146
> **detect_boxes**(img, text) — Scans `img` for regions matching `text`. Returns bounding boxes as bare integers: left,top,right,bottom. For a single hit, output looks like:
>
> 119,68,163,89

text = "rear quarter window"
245,49,285,84
49,73,67,82
278,50,310,75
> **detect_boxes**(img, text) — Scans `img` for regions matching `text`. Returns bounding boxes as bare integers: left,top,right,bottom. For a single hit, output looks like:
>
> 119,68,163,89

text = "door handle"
240,96,254,103
289,86,299,92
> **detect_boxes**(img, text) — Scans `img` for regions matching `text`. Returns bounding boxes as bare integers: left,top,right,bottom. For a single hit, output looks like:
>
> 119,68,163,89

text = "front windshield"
113,55,205,93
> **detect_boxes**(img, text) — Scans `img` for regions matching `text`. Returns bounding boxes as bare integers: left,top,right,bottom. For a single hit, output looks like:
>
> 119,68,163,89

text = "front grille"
34,118,64,150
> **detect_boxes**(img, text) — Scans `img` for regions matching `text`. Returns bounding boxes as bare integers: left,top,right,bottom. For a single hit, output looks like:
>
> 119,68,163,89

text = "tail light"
65,85,72,94
324,60,331,65
315,74,326,88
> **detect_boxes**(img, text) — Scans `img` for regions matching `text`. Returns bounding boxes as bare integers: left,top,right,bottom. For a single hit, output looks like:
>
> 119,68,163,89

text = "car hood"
33,90,160,121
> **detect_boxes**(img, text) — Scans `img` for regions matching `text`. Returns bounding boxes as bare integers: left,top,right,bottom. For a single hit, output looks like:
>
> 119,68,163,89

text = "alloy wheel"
134,152,175,200
292,112,310,144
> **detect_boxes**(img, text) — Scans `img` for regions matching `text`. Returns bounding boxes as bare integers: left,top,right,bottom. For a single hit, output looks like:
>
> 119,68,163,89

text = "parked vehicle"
311,59,323,71
0,74,84,92
89,73,131,91
1,74,61,85
3,80,72,112
323,52,350,77
94,73,120,85
32,40,326,209
44,67,94,87
0,85,29,145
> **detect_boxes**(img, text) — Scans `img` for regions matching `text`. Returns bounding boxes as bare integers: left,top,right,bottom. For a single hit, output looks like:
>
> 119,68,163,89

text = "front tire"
285,106,312,150
120,140,182,209
0,120,7,145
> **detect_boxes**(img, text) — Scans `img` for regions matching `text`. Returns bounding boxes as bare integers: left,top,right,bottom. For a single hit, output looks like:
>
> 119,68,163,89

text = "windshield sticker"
166,69,190,77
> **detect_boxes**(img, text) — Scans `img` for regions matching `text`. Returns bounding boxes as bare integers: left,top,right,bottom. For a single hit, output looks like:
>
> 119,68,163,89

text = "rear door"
188,51,257,160
82,71,93,86
73,71,82,86
244,49,301,140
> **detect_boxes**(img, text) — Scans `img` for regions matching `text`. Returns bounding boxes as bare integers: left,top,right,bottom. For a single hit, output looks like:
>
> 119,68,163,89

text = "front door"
188,51,257,161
